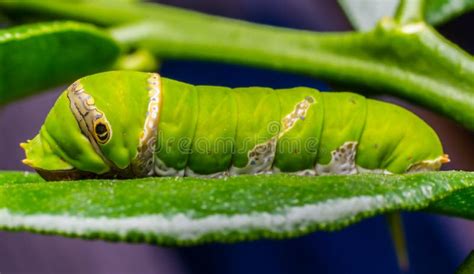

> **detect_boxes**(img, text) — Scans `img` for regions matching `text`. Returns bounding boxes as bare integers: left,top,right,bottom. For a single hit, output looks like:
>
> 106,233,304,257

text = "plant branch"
1,1,474,130
395,0,425,24
386,213,409,272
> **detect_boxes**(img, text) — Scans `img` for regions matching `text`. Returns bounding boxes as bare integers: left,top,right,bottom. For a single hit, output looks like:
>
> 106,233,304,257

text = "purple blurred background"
0,1,473,273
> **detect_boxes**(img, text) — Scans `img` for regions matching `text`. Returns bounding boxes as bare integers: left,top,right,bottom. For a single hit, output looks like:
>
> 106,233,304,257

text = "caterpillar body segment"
230,87,281,175
21,71,448,180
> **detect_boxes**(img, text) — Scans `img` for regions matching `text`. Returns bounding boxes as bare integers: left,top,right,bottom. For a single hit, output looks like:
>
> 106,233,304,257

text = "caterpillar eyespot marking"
21,71,449,181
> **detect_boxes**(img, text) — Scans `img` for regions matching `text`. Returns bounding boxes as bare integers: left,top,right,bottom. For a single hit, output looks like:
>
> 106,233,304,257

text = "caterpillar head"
21,71,160,180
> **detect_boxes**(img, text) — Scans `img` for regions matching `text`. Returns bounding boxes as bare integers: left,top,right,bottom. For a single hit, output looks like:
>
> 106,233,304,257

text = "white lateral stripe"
0,194,392,241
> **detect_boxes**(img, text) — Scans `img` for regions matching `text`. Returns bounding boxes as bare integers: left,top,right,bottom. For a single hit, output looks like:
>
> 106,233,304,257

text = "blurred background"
0,0,473,273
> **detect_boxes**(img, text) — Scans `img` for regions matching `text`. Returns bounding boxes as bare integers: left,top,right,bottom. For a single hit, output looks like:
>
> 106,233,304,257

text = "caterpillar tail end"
440,154,450,164
407,154,450,173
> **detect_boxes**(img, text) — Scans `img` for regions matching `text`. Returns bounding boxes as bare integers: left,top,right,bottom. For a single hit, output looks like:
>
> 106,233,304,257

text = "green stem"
395,0,425,24
2,1,474,130
386,213,409,272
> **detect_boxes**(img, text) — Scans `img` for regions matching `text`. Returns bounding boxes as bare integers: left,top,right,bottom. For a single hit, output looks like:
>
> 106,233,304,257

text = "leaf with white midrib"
0,171,473,245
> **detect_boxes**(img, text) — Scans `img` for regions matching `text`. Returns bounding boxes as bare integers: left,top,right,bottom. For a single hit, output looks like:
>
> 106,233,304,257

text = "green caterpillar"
22,71,449,180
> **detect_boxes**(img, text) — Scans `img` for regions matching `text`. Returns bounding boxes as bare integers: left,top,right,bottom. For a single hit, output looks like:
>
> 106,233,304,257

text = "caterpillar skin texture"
22,71,449,180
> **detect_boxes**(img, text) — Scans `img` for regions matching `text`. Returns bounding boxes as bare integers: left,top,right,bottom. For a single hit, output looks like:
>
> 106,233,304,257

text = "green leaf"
456,251,474,274
0,21,120,104
428,183,474,219
426,0,474,25
0,171,472,245
339,0,474,30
